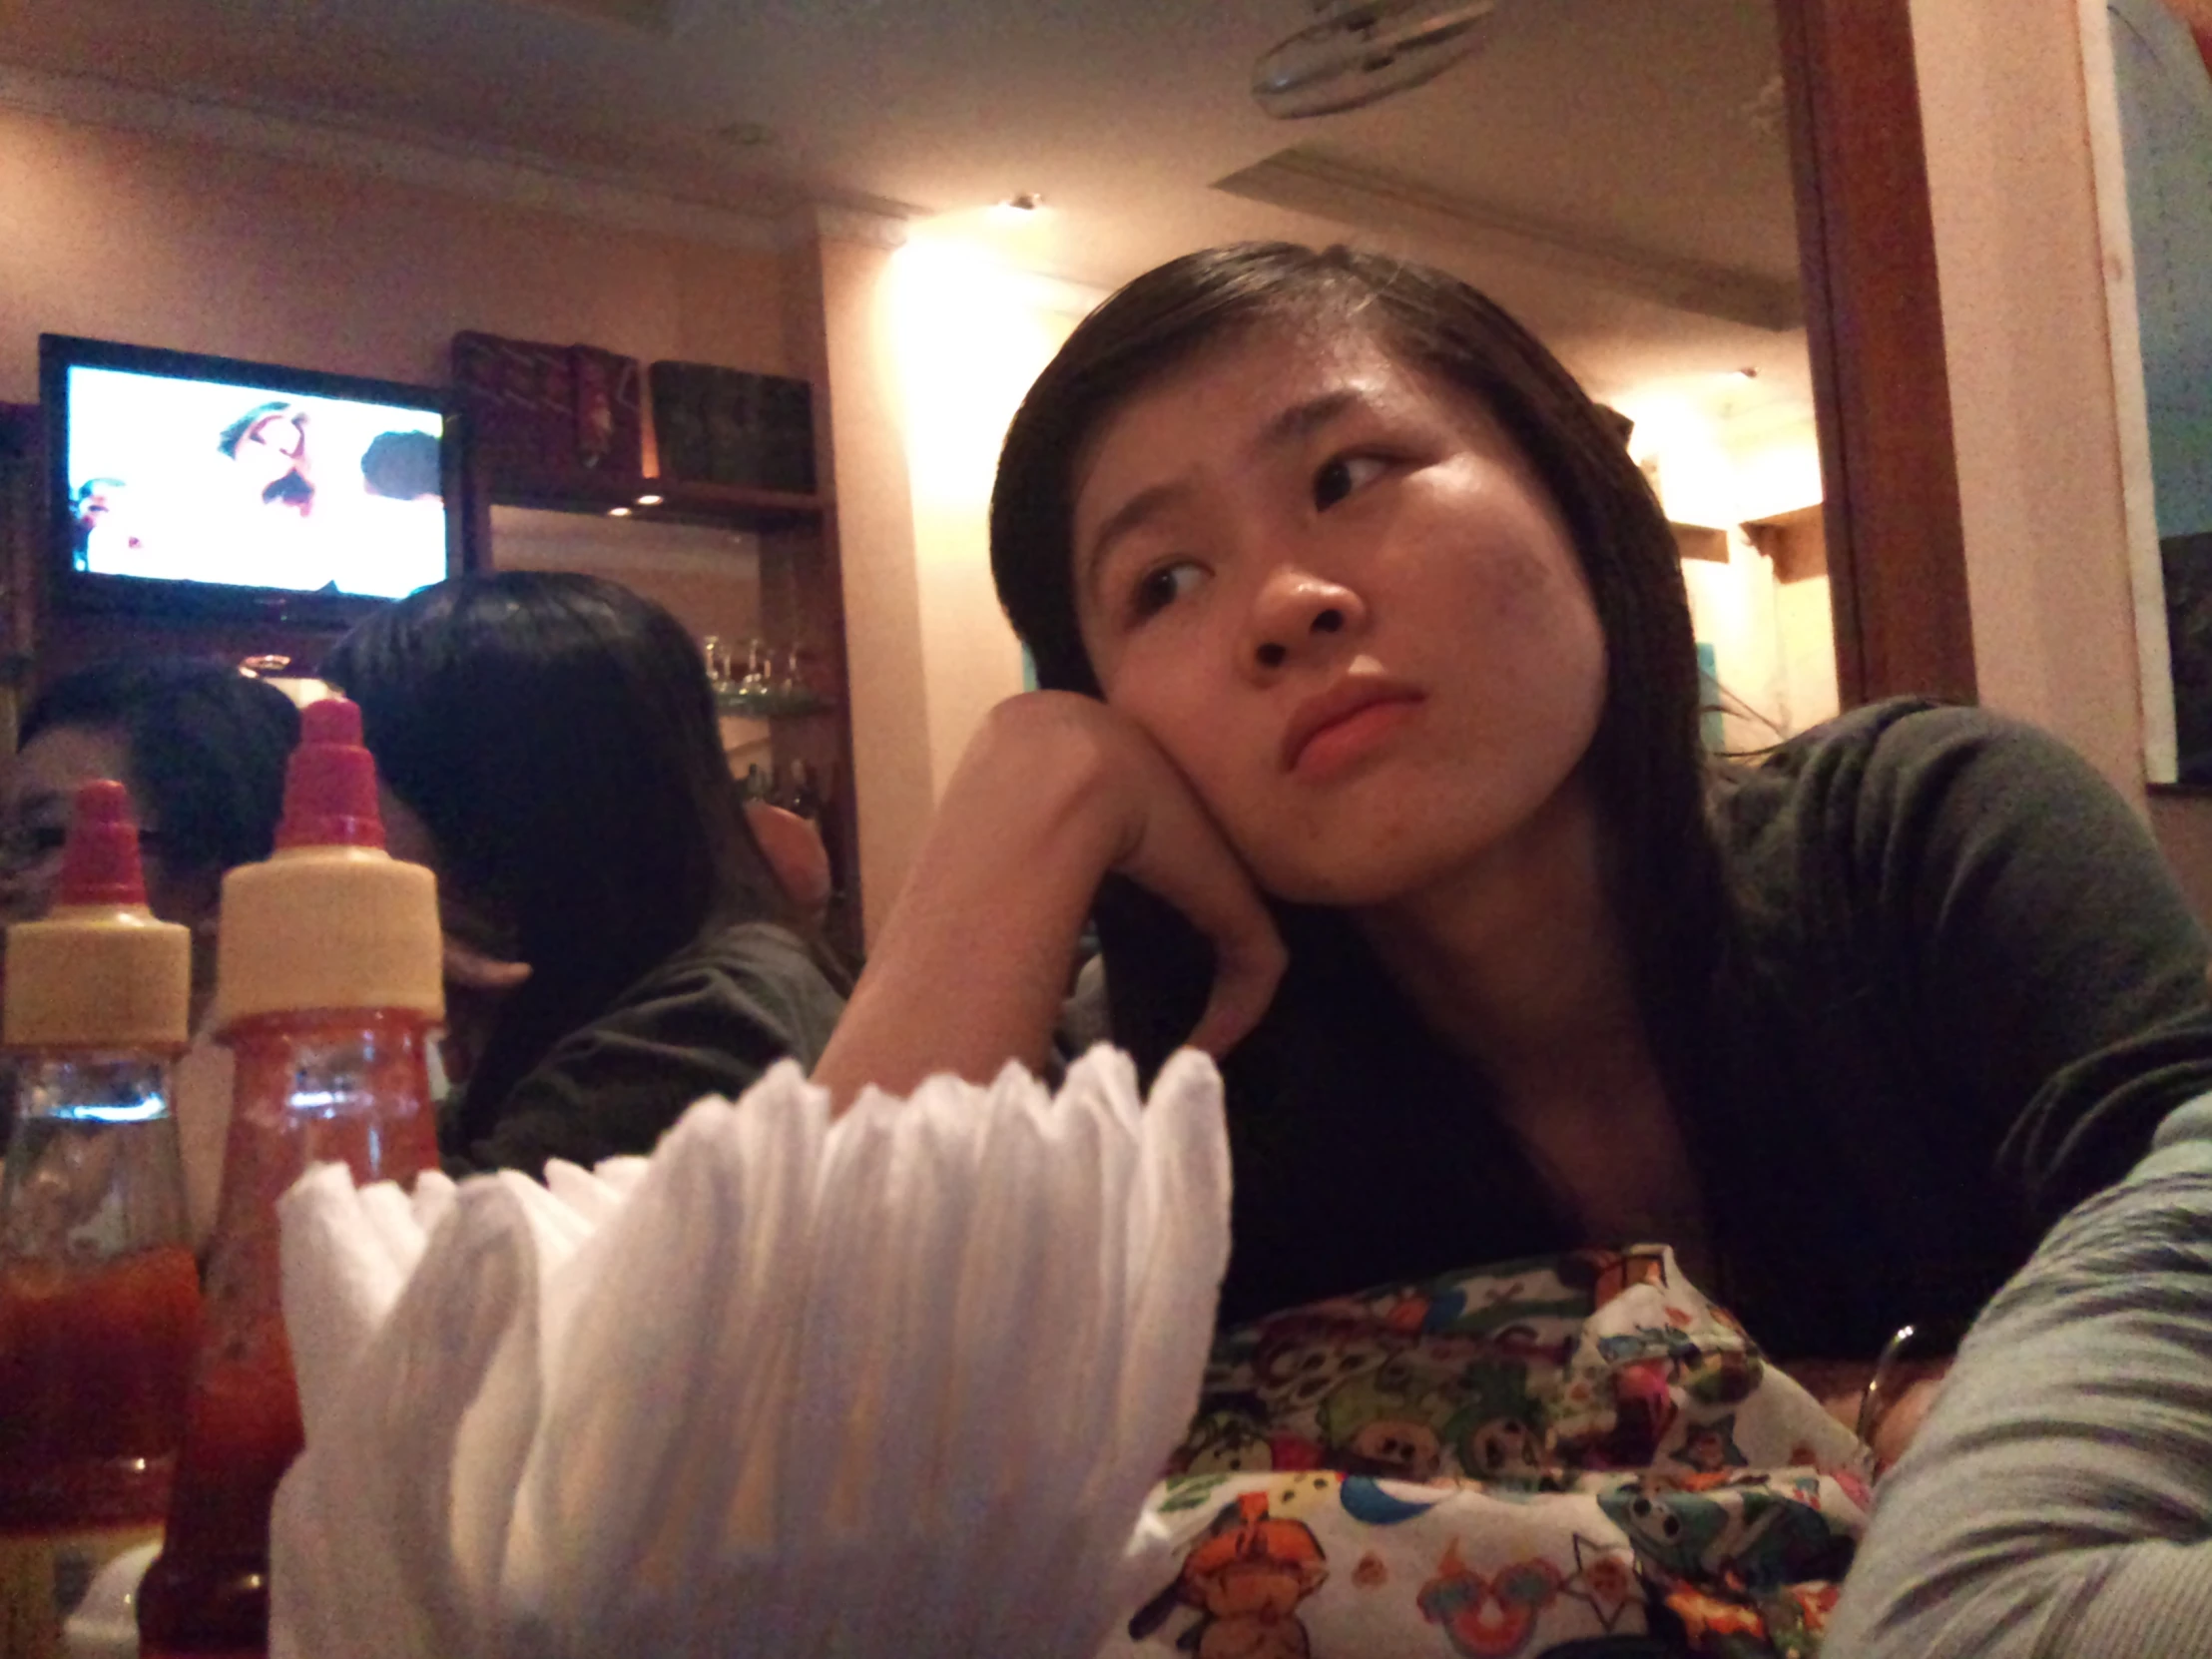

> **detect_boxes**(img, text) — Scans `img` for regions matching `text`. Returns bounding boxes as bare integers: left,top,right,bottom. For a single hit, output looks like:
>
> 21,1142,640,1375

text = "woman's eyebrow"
1252,388,1364,457
1077,389,1370,601
1079,479,1188,603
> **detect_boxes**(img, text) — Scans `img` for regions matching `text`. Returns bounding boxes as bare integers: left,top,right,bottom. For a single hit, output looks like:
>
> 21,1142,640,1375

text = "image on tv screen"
64,364,447,600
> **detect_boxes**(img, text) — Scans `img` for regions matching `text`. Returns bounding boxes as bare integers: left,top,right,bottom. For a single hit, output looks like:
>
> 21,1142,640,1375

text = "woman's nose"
1244,567,1367,675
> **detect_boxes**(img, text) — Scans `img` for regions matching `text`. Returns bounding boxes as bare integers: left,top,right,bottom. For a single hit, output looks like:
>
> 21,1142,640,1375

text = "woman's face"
1070,322,1607,908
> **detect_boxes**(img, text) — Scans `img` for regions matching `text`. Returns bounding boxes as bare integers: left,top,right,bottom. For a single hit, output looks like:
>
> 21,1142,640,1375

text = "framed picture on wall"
2082,0,2212,785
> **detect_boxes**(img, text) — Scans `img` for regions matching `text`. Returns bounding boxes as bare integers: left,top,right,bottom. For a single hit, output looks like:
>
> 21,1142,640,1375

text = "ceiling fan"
1253,0,1500,118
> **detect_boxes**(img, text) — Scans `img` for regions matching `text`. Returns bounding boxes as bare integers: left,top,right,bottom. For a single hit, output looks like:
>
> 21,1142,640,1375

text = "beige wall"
0,104,798,402
798,229,938,945
1909,0,2212,922
1911,0,2212,917
890,245,1086,801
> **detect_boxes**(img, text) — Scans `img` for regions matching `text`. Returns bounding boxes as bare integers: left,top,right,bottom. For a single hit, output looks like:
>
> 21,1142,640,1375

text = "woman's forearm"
1825,1095,2212,1657
812,716,1122,1106
811,694,1285,1109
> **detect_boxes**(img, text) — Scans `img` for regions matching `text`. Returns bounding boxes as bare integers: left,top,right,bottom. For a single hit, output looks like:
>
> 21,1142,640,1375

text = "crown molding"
798,203,913,251
1215,148,1804,333
0,60,797,254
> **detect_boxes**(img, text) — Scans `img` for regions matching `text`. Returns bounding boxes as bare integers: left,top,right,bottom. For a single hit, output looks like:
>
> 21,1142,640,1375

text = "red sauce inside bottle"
137,1009,438,1659
0,1244,202,1532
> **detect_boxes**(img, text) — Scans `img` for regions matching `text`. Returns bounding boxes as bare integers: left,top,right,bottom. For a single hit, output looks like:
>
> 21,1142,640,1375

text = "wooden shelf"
483,466,829,530
1669,520,1731,564
1744,504,1828,582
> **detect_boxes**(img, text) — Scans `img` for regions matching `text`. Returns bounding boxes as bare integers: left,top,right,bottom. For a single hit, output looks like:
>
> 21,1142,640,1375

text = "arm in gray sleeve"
1825,1094,2212,1658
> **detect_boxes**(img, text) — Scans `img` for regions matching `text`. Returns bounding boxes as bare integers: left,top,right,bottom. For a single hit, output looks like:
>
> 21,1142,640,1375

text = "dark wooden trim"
1775,0,1976,706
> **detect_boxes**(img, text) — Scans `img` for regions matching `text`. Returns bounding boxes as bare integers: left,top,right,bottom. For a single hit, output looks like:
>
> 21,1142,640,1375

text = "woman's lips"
1282,682,1425,778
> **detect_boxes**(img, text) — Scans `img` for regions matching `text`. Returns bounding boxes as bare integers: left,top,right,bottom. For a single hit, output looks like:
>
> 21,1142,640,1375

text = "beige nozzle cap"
3,781,192,1051
5,904,192,1051
210,697,444,1029
214,844,444,1026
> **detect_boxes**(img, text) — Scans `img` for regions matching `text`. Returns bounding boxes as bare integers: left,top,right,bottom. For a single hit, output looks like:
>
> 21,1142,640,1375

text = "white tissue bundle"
270,1047,1232,1659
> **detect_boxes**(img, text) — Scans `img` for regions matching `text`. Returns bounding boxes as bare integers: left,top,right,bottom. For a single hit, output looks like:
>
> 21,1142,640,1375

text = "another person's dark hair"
21,658,301,875
988,243,1729,1315
359,430,441,501
320,571,806,1125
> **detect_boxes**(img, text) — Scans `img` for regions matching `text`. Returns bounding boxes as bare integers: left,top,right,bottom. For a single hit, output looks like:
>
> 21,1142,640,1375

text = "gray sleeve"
1825,1094,2212,1658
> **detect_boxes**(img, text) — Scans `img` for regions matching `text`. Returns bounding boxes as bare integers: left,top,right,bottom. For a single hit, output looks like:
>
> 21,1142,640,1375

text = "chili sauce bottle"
137,698,443,1659
0,779,201,1659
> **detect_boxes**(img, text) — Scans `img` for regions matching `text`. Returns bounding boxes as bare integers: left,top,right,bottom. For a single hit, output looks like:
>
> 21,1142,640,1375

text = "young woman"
816,240,2212,1367
321,571,847,1174
0,657,302,1242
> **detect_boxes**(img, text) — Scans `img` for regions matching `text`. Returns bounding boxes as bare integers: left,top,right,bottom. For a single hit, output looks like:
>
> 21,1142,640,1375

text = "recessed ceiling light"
608,506,633,517
990,193,1047,222
636,493,664,506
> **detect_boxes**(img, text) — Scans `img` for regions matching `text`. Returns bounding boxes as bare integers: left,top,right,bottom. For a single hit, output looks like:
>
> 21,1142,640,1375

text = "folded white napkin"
269,1047,1231,1659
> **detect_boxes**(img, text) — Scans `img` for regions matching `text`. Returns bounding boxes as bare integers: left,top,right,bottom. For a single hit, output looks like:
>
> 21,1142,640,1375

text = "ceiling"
0,0,1811,420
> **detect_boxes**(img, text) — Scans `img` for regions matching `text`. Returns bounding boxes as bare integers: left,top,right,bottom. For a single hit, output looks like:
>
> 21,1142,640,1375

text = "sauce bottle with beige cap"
137,698,443,1659
0,779,201,1659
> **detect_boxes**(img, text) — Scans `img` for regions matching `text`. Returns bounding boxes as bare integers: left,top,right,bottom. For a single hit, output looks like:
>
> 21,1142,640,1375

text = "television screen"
42,336,455,612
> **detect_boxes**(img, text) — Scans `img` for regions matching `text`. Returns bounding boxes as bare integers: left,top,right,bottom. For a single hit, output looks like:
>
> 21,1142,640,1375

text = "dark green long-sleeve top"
441,918,846,1176
1169,699,2212,1356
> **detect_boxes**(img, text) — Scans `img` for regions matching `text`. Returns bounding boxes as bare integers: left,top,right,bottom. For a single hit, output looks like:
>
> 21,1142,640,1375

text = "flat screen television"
40,334,463,625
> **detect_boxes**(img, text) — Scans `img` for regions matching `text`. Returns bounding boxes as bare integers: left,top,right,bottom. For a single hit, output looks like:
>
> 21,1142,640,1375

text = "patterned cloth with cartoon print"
1103,1247,1873,1659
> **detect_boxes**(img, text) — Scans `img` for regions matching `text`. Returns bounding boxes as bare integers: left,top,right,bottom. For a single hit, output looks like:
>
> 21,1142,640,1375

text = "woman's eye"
1131,560,1204,619
1313,453,1387,511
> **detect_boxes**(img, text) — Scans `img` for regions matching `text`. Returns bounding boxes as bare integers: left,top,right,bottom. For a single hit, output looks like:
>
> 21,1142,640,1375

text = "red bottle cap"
57,779,148,907
275,698,386,851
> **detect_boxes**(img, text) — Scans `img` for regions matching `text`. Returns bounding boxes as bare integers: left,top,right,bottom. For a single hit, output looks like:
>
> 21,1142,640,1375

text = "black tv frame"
38,333,467,629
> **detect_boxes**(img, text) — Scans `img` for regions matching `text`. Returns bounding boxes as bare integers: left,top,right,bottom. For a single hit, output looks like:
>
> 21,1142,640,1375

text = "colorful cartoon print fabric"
1107,1247,1873,1659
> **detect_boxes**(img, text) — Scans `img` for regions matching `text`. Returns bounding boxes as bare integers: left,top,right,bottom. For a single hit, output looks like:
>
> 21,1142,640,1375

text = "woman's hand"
1797,1356,1950,1471
812,692,1286,1106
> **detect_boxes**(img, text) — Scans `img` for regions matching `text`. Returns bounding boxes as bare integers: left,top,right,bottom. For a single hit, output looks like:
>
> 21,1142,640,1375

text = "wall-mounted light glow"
636,493,664,506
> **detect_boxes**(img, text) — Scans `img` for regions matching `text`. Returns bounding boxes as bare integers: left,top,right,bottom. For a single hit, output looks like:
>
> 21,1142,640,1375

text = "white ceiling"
0,0,1811,419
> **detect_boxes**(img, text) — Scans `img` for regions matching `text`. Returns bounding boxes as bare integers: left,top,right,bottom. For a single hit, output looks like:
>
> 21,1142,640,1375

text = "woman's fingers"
1187,922,1289,1057
1110,740,1288,1055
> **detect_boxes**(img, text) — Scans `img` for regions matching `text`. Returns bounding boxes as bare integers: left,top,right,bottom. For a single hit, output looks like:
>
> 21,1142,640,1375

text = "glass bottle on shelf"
782,760,823,823
0,781,200,1659
136,699,444,1659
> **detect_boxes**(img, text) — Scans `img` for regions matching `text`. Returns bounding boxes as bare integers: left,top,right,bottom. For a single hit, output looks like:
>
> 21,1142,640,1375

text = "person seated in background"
0,658,300,1245
815,242,2212,1470
320,570,848,1174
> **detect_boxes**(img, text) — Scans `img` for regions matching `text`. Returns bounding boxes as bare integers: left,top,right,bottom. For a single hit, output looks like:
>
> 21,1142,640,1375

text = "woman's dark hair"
321,571,806,1127
21,658,301,874
988,243,1730,1320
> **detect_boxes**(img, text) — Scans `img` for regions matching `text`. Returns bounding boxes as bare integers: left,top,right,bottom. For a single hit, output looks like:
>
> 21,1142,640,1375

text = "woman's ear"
442,935,532,993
